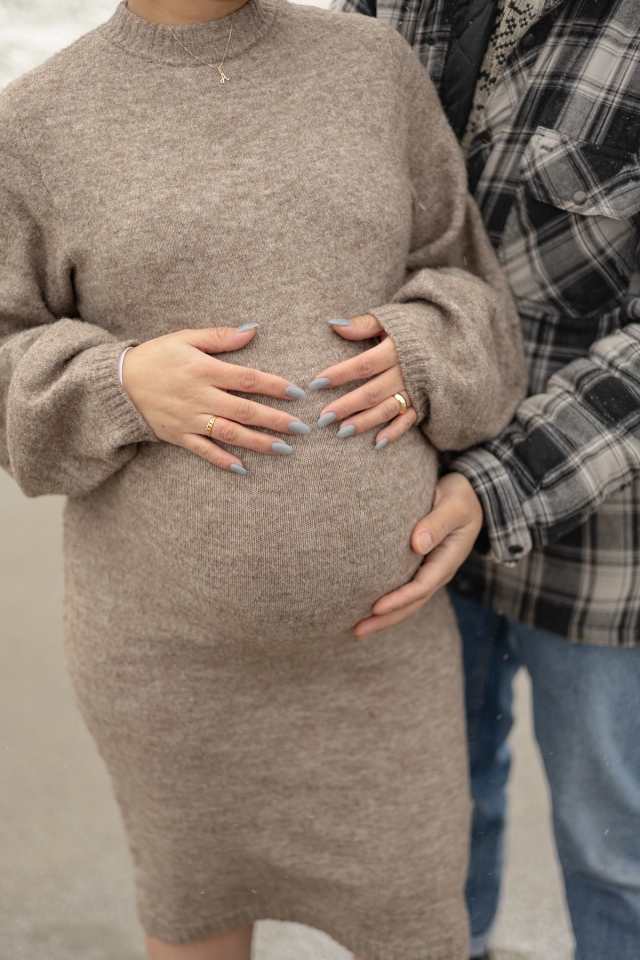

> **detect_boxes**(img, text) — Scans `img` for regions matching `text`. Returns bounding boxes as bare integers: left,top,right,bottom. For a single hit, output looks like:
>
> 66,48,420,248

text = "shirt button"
508,544,524,555
522,32,536,48
480,129,492,143
572,190,588,205
426,36,436,45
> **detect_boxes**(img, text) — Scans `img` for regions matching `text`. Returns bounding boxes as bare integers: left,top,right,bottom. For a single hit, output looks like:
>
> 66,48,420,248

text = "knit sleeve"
0,118,155,498
368,33,527,452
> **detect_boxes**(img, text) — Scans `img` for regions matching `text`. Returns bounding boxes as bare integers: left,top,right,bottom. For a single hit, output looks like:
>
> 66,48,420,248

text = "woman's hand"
309,315,418,446
122,325,309,474
354,473,483,638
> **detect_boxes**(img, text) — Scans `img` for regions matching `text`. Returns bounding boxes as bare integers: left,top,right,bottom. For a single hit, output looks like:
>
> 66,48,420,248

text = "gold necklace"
168,14,234,84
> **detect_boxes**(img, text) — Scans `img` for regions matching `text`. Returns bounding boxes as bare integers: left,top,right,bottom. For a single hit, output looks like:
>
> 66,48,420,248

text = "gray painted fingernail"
285,385,306,399
272,441,294,455
230,463,247,475
328,318,352,327
317,412,337,427
375,438,389,450
336,424,356,438
289,421,311,434
236,322,259,332
308,377,331,390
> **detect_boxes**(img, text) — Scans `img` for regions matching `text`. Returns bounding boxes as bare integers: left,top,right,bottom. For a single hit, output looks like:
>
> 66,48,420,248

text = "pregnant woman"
0,0,526,957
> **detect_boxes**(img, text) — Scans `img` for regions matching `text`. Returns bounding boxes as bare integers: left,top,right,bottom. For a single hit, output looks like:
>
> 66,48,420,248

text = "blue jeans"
452,594,640,960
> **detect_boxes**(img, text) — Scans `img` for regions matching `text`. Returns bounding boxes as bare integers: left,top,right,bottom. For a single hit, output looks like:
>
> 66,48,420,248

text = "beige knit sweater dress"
0,2,526,957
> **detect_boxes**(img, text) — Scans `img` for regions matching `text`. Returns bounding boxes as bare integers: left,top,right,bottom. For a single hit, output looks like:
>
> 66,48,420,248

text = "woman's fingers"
202,416,296,455
182,434,246,474
208,356,306,401
309,337,397,390
182,327,306,400
317,367,407,423
184,324,260,355
332,396,416,440
209,388,310,435
122,328,308,450
374,406,417,446
327,314,385,341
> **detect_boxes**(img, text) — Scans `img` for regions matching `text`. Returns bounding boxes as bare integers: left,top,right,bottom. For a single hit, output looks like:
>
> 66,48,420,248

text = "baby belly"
65,426,437,646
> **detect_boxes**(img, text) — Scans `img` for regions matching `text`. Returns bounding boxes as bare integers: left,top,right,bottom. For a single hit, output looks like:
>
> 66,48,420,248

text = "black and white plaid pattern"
333,0,452,90
333,0,640,645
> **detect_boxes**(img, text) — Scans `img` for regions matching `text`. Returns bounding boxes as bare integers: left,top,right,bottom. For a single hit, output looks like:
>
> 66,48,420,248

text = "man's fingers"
411,473,483,556
357,472,486,637
354,598,425,639
310,338,397,389
411,515,449,557
329,313,384,342
372,558,441,615
368,533,471,622
411,500,459,556
359,525,481,633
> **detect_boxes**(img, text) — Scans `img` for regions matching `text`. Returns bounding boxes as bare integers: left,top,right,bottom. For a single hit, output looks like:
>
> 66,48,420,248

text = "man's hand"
354,472,483,638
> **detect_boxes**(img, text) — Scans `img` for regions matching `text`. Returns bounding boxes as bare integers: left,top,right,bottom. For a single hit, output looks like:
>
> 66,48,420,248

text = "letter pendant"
218,67,230,83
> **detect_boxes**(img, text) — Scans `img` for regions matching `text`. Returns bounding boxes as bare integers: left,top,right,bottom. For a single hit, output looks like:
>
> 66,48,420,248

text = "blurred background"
0,2,574,958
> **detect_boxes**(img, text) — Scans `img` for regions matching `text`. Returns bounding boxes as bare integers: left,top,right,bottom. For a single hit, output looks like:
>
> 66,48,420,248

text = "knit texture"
0,2,525,955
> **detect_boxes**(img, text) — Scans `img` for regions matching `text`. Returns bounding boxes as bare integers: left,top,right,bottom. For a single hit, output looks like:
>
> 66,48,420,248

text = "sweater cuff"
448,447,532,565
368,303,433,423
91,341,157,447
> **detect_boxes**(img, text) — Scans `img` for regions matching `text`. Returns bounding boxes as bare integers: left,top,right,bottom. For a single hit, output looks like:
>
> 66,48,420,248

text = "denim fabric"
452,594,640,960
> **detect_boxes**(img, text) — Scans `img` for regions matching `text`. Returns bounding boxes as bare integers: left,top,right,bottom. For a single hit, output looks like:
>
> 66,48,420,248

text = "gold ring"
394,393,408,415
205,416,218,438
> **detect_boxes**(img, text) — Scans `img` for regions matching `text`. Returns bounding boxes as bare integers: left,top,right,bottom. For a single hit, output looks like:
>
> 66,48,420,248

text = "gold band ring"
205,416,218,438
394,393,408,415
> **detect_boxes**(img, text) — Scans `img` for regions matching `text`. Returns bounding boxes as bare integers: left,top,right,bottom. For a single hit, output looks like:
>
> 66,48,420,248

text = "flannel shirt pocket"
519,127,640,219
501,127,640,317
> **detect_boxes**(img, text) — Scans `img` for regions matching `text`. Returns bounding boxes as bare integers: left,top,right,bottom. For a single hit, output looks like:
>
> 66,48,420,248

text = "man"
335,1,640,958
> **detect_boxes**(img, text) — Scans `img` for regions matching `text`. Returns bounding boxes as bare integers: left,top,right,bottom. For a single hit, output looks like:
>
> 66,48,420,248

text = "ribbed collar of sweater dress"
101,0,280,67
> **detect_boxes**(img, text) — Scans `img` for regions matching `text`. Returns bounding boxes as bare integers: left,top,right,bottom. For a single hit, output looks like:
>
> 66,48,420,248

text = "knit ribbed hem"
140,900,468,960
99,0,281,66
89,339,157,447
369,302,438,423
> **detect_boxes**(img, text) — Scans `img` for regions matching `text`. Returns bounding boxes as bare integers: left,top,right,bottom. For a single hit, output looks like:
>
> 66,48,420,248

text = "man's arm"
449,315,640,563
357,314,640,637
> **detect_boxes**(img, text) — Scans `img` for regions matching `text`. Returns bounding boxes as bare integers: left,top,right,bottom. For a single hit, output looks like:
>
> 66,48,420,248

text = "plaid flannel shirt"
333,0,640,646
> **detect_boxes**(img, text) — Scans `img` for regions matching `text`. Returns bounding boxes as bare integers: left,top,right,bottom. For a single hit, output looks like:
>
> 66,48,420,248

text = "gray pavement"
0,471,573,960
1,3,574,956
